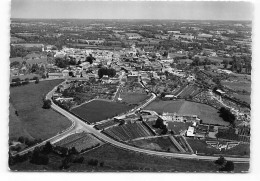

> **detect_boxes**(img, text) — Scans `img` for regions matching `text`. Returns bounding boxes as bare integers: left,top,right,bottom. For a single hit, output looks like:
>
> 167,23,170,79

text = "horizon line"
10,18,252,22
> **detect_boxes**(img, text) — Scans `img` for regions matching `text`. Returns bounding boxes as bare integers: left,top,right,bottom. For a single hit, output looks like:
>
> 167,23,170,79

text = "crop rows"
174,136,192,153
103,122,154,141
172,86,185,96
55,132,102,152
178,85,201,98
62,135,101,152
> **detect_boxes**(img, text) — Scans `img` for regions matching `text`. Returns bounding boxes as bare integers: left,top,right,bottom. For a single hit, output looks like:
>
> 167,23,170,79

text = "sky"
11,0,253,21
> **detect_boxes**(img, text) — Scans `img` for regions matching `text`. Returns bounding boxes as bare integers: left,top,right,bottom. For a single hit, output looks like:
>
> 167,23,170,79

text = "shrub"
42,99,52,109
88,159,98,166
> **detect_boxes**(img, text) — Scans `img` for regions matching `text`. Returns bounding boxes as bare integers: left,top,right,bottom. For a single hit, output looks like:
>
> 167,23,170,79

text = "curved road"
16,81,250,163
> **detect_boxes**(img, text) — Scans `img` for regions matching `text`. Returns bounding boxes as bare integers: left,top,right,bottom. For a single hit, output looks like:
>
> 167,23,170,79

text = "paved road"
15,81,250,163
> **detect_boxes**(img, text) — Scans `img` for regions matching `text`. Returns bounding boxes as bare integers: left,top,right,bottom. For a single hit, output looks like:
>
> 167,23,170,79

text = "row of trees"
214,156,234,172
10,77,40,87
9,141,105,170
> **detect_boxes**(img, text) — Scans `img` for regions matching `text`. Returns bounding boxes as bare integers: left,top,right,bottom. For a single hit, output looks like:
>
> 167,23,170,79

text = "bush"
73,156,84,164
219,161,234,172
42,99,52,109
87,159,98,166
215,156,225,165
35,77,40,84
30,149,49,165
219,107,235,125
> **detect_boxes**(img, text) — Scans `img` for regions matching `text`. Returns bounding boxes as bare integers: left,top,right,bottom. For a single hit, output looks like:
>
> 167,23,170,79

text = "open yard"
9,79,71,141
167,122,193,134
71,100,134,123
145,100,229,126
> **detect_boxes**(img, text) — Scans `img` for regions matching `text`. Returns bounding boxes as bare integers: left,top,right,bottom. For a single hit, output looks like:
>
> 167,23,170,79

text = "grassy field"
9,79,71,141
9,143,249,172
232,94,251,104
145,100,229,126
119,92,150,105
71,144,249,172
71,100,134,123
222,81,251,92
129,136,179,153
186,138,250,157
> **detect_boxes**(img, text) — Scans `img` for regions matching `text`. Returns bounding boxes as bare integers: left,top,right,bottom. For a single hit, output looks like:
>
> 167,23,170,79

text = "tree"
192,56,200,66
25,78,30,83
42,99,52,109
215,156,225,165
223,59,229,69
55,57,69,68
160,92,166,98
204,57,211,65
219,161,234,172
88,159,98,166
98,67,116,78
73,156,84,163
30,147,49,165
213,77,221,86
35,77,40,84
86,54,95,64
69,147,78,155
214,156,234,172
219,107,236,125
153,117,165,129
42,141,53,154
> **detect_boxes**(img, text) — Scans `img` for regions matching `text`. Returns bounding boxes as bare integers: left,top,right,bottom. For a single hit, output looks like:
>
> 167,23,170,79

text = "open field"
145,100,229,126
71,100,134,123
232,93,251,104
73,144,249,172
9,103,34,140
9,79,71,141
222,81,251,92
9,143,249,172
186,138,250,157
129,136,180,153
55,132,103,152
119,92,150,105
